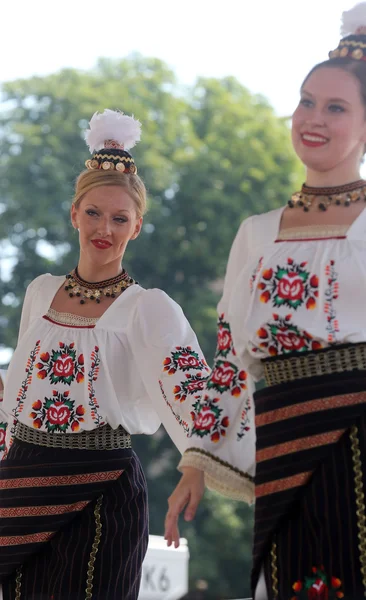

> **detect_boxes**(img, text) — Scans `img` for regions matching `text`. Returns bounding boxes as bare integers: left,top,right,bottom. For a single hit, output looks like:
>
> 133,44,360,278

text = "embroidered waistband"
15,422,132,450
263,343,366,387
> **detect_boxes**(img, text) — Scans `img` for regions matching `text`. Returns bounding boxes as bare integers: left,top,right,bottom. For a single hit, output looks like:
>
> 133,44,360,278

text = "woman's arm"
165,217,256,547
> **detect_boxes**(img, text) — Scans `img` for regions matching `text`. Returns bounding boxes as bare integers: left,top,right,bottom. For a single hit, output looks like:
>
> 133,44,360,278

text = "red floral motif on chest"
258,258,319,310
36,342,84,385
256,313,323,356
30,390,85,433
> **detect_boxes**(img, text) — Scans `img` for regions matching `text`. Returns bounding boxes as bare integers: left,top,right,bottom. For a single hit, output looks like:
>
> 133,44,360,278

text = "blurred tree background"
0,55,302,598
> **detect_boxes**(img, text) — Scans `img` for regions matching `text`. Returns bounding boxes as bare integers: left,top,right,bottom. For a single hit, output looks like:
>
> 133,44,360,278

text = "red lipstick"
301,132,328,148
91,239,112,249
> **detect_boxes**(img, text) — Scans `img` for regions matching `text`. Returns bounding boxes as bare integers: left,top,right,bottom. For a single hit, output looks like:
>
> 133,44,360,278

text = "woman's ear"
130,217,143,240
70,204,79,230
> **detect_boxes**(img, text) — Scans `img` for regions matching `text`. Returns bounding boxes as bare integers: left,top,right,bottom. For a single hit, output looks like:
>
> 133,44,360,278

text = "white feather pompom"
341,2,366,36
85,109,141,153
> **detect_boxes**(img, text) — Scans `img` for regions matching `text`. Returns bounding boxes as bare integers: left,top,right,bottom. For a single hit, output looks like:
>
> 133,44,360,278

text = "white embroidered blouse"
179,206,366,504
0,274,212,463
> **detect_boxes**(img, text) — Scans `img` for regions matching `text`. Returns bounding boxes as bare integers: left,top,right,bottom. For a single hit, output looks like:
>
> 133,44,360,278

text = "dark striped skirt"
0,438,148,600
252,369,366,600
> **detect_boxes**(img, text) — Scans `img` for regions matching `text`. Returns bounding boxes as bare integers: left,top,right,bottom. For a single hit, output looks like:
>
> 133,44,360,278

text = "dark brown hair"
302,57,366,109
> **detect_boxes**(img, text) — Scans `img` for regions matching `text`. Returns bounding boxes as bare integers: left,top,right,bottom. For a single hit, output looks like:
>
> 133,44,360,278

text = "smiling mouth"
91,240,112,249
301,133,329,147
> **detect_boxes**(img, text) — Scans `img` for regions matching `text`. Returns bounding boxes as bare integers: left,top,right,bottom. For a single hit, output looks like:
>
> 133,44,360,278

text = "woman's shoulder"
231,207,285,253
136,287,183,315
131,287,189,343
249,206,285,236
26,273,65,298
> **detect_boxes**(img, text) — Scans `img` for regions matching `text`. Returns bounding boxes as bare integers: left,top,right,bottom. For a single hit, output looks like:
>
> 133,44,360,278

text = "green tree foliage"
0,55,302,598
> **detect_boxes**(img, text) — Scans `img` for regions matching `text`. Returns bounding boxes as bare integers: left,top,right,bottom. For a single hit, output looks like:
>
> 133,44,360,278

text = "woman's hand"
164,467,205,548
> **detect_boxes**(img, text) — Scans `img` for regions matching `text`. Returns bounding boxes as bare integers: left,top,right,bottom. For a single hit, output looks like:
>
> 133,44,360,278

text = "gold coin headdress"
329,2,366,61
84,109,141,174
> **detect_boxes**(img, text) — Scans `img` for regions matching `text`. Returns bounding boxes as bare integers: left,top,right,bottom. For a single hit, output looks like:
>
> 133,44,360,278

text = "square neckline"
275,205,366,242
43,276,142,329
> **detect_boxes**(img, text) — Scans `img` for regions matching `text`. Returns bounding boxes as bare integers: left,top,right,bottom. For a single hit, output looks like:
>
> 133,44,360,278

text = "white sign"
139,535,189,600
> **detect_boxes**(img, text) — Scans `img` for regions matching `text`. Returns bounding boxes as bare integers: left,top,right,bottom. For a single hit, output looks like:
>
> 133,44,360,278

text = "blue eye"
328,104,345,113
300,98,313,107
114,217,128,224
86,209,98,217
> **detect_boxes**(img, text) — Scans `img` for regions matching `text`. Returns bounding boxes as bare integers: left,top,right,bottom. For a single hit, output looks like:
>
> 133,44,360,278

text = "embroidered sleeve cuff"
178,447,255,505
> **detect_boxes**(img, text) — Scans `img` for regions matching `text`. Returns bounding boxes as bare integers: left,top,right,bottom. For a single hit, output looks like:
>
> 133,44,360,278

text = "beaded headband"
84,109,141,174
329,3,366,61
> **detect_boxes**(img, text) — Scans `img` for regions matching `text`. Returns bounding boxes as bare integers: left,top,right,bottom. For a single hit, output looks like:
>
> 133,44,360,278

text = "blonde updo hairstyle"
73,169,147,219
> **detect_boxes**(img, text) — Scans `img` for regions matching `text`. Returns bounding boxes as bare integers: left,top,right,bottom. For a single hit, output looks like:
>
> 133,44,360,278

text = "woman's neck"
305,167,362,188
76,259,123,283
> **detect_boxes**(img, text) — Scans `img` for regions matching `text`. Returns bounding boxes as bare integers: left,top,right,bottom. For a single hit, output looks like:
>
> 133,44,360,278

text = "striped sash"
252,369,366,590
0,438,133,582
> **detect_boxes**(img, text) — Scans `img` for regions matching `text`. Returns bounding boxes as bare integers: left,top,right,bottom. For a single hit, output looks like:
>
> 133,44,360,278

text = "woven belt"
15,422,132,450
263,343,366,387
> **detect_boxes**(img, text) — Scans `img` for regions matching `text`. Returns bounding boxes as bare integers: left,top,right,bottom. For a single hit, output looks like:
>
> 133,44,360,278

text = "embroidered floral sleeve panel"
127,289,210,454
179,206,366,504
179,217,257,504
0,275,209,459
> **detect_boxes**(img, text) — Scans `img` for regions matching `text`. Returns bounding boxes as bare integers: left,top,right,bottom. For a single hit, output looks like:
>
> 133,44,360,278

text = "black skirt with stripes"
252,369,366,600
0,438,149,600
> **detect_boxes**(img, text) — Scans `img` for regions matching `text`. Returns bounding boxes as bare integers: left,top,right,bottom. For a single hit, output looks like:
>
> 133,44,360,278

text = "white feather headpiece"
85,109,141,153
341,2,366,36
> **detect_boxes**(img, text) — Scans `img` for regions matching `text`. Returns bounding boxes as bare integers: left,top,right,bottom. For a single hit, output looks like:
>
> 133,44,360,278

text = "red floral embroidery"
36,342,84,386
191,396,229,443
163,347,209,375
324,260,339,343
291,566,344,599
207,360,247,397
188,314,251,441
88,346,105,427
173,373,207,403
30,390,85,433
216,314,236,358
0,422,7,453
257,258,319,310
250,257,263,294
237,395,251,441
8,340,41,451
163,345,209,420
256,314,323,356
159,380,190,436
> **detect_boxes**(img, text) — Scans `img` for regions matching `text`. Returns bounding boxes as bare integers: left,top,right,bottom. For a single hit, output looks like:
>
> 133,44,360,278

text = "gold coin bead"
340,46,349,57
102,161,112,170
116,162,125,172
353,48,364,59
289,182,366,211
129,164,137,174
64,269,135,304
329,49,340,59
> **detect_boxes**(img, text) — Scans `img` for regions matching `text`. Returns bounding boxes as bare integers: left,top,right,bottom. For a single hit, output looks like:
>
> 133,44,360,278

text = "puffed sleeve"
0,275,43,459
128,288,210,454
178,217,256,504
